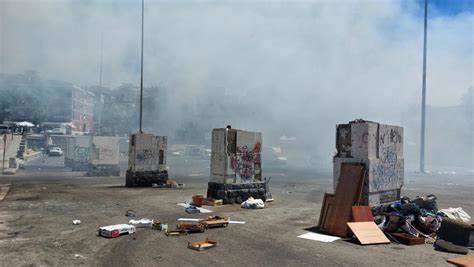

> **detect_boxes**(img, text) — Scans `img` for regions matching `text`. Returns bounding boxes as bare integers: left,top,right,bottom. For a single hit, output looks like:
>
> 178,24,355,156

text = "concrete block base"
207,182,266,204
125,170,168,187
64,158,74,168
72,162,90,172
87,165,120,177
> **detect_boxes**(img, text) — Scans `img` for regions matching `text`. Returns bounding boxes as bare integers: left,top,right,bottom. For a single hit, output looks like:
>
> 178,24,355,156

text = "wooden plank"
351,206,374,222
326,164,365,237
347,222,390,245
318,193,334,230
391,233,425,245
446,255,474,267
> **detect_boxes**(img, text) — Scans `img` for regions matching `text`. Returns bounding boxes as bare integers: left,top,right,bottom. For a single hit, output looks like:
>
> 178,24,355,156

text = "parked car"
0,124,12,134
48,147,63,156
46,128,64,135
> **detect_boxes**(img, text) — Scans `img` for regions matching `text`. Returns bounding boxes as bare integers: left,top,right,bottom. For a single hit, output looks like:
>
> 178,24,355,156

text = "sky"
0,0,472,167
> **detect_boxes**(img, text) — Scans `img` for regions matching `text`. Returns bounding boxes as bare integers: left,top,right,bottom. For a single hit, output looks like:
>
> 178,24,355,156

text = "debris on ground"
203,198,223,206
192,195,205,207
446,255,474,266
177,221,206,233
152,222,168,231
241,197,264,209
165,229,188,236
347,221,390,245
200,216,229,228
128,218,153,228
72,220,81,225
434,217,471,254
98,224,136,238
438,207,471,224
297,232,340,243
125,210,136,217
188,238,218,251
177,202,213,213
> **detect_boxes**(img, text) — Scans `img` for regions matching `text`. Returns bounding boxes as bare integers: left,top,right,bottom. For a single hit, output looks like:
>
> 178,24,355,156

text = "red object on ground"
192,195,205,207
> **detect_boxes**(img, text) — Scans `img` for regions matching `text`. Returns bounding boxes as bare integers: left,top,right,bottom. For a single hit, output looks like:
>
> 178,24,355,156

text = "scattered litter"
178,218,200,222
129,218,153,228
228,220,246,224
165,229,188,236
42,187,47,190
201,216,229,228
125,210,136,217
188,238,217,251
177,221,205,233
297,232,340,243
186,206,201,214
347,222,390,245
74,254,85,259
72,220,81,225
438,207,471,224
241,197,264,209
392,233,425,245
203,198,223,206
446,255,474,266
192,195,205,207
152,222,168,231
98,224,135,238
177,202,213,213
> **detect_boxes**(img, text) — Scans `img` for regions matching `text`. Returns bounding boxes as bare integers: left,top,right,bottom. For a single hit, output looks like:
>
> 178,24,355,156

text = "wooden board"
347,222,390,245
392,233,425,245
326,164,365,237
446,255,474,267
351,206,374,222
318,193,335,231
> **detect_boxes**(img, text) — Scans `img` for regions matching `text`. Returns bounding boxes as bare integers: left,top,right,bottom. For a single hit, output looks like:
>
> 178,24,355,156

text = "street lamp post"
420,0,428,173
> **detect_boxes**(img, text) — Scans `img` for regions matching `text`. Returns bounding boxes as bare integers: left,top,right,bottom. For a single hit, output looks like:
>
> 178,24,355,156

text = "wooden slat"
446,255,474,267
318,193,335,230
326,164,365,237
347,222,390,245
351,206,374,222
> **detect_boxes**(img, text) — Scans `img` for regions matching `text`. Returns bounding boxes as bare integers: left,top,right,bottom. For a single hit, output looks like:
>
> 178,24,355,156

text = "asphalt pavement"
0,156,472,266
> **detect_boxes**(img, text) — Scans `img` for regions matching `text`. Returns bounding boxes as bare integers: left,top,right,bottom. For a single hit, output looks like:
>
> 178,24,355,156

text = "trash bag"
438,207,471,224
412,194,438,212
241,197,265,209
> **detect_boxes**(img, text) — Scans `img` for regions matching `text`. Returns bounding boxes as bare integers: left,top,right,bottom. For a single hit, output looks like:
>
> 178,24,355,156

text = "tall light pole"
420,0,428,173
139,0,145,133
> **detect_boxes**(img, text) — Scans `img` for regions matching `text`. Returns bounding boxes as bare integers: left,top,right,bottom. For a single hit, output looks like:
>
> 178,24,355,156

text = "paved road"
0,156,472,266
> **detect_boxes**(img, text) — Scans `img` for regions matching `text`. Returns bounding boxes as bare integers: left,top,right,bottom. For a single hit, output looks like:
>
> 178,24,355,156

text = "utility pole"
419,0,428,173
139,0,144,133
2,134,6,171
98,32,104,135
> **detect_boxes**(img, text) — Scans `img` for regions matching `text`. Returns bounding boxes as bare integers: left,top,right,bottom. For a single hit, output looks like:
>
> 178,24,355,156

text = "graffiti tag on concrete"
371,147,402,191
230,142,261,183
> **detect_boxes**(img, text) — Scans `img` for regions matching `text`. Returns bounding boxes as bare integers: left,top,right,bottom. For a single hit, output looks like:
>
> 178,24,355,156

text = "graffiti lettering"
230,142,261,183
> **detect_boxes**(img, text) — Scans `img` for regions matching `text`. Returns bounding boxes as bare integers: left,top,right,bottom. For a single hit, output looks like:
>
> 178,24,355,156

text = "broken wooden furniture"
200,216,229,228
346,221,390,245
320,163,365,237
177,221,206,233
188,238,218,251
165,229,188,236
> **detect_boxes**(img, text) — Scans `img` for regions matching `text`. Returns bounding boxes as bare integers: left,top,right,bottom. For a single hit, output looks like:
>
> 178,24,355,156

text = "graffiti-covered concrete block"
126,133,168,187
334,120,404,205
336,121,403,159
91,136,120,166
210,128,262,184
128,133,167,172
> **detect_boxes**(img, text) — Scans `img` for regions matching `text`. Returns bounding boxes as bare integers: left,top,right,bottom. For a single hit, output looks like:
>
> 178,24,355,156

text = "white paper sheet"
297,232,340,242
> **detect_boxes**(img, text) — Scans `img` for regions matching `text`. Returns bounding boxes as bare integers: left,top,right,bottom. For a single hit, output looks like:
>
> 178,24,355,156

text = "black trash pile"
372,194,473,254
372,194,441,237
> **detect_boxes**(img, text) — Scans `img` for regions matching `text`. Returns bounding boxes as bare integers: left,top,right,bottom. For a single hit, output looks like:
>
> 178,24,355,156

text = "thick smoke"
1,0,472,170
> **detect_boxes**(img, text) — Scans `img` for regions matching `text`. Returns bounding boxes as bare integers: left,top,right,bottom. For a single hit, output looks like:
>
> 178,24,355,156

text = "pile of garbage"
372,194,473,254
